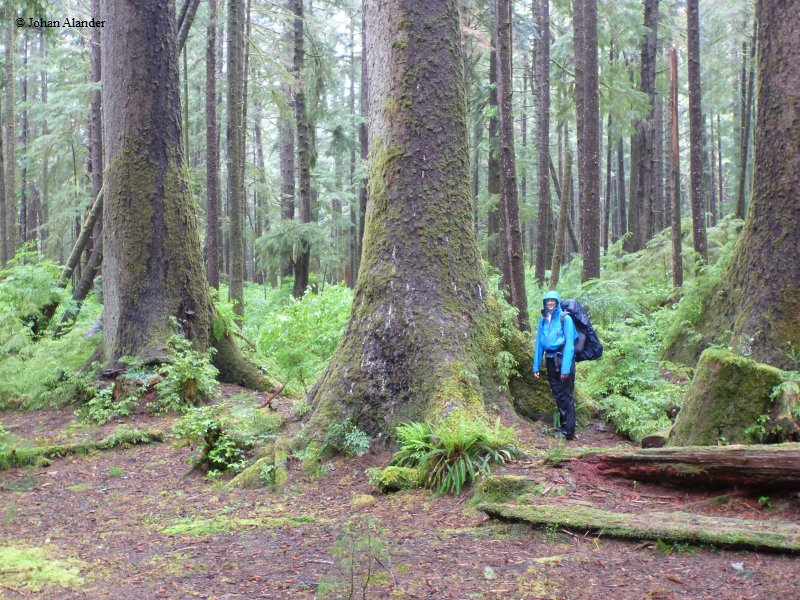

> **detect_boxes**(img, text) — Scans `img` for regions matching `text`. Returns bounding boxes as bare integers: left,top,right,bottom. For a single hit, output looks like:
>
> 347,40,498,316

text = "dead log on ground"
589,443,800,490
477,502,800,553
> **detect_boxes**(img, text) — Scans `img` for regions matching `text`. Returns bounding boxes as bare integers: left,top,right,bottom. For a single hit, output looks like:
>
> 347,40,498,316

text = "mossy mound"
473,475,539,504
367,466,419,494
0,545,85,592
668,348,788,446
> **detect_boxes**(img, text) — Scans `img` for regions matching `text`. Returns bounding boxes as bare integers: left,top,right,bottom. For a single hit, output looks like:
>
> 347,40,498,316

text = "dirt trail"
1,395,799,599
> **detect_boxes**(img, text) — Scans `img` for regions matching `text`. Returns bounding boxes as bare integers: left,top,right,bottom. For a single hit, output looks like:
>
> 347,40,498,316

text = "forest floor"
1,384,799,599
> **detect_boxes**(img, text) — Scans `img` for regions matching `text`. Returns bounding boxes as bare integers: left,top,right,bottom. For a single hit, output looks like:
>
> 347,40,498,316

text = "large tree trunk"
100,0,270,390
495,0,529,331
666,0,800,369
303,0,519,439
291,0,312,298
686,0,708,263
205,0,221,289
533,0,550,286
226,0,245,314
486,27,501,271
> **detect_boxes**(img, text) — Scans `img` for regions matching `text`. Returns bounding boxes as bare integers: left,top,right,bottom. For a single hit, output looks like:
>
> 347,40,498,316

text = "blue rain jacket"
532,291,578,376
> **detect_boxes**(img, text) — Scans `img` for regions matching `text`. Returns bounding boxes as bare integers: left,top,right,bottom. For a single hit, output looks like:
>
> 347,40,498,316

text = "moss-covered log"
477,502,800,553
0,428,163,471
301,1,523,441
590,443,800,490
669,348,796,446
663,0,800,370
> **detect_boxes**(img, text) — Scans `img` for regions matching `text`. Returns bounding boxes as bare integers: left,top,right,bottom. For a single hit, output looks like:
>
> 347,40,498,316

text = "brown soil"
2,387,799,599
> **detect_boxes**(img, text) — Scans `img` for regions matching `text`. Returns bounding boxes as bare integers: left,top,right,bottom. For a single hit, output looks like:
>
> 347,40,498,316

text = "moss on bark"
669,348,787,446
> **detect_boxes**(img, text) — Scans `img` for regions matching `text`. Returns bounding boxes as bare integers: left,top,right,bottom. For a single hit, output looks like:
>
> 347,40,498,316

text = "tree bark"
616,137,626,243
89,0,103,274
291,0,312,298
495,0,529,330
0,88,5,267
668,48,682,289
99,0,271,391
227,0,245,313
574,0,600,280
686,0,708,263
486,27,501,271
534,0,550,286
205,0,221,289
356,8,368,282
735,23,756,220
549,145,571,289
592,444,800,491
5,22,16,260
303,0,518,439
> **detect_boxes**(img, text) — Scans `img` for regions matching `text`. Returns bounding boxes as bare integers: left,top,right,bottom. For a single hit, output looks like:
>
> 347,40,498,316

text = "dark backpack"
559,299,603,362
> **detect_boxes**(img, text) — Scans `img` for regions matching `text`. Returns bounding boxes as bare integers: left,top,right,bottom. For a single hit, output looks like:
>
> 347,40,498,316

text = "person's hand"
533,371,540,379
560,374,569,381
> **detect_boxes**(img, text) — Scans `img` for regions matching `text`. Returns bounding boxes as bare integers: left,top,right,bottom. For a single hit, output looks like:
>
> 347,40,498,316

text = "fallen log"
476,502,800,553
589,443,800,490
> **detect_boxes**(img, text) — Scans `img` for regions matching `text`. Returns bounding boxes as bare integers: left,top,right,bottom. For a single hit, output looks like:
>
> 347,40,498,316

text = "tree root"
212,332,276,392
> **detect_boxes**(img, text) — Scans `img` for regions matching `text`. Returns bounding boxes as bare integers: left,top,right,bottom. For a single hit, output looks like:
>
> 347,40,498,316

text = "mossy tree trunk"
668,0,800,369
303,0,513,439
205,0,221,289
99,0,271,390
686,0,708,264
533,0,551,287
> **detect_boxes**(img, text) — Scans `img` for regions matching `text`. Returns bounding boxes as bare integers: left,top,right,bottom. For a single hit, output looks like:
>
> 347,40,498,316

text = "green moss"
0,427,163,471
162,514,314,536
0,545,85,591
669,348,786,446
477,502,800,553
368,466,419,493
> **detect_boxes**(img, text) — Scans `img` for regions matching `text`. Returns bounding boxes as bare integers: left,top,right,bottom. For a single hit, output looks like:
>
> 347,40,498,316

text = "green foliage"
390,416,520,496
150,335,220,413
0,251,101,410
249,282,352,395
319,516,390,599
173,396,283,475
324,419,371,457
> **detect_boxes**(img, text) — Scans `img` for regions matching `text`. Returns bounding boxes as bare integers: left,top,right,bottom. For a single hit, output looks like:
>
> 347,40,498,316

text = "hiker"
532,291,578,440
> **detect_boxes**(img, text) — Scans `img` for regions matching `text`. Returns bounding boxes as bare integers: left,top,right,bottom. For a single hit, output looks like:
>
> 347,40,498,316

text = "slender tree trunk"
653,90,664,232
687,0,708,263
708,116,717,226
534,0,550,286
487,26,501,270
520,59,528,255
183,46,190,161
633,0,659,249
205,0,221,289
603,113,612,252
356,9,368,281
20,36,29,246
4,22,16,260
576,0,600,280
668,48,683,289
240,0,252,283
227,0,245,313
735,23,756,220
291,0,312,298
90,0,103,272
550,145,572,289
716,112,724,220
617,137,626,243
495,0,529,330
347,16,357,288
0,88,5,266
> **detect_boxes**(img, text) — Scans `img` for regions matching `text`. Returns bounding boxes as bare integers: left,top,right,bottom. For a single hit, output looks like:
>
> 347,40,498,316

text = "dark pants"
546,356,576,436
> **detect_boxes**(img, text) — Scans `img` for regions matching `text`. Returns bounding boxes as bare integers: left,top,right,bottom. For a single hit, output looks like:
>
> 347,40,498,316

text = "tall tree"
735,22,756,220
205,0,221,289
291,0,312,298
533,0,551,286
632,0,659,250
668,47,682,289
686,0,708,263
495,0,529,330
227,0,245,314
574,0,600,280
486,26,501,270
303,0,528,438
4,21,16,259
356,8,368,281
669,0,800,369
99,0,269,387
0,90,5,267
550,144,572,289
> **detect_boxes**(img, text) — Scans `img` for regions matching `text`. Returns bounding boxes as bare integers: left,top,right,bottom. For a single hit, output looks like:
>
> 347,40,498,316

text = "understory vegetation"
0,218,783,478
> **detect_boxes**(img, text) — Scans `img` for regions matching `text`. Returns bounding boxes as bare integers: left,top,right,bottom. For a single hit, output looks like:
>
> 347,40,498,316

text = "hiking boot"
549,428,575,441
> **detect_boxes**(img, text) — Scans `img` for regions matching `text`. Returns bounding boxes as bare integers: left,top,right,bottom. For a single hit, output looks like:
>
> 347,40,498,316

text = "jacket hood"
542,290,561,314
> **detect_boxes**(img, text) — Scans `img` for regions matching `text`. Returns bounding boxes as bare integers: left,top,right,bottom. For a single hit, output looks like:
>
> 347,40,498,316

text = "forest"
0,0,798,597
